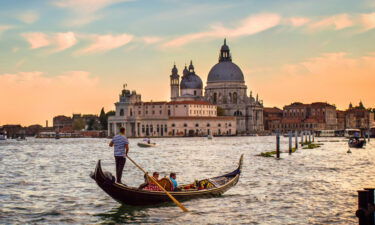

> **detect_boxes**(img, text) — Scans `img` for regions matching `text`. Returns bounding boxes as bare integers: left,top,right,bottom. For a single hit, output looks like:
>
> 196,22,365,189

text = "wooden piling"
368,130,371,143
312,132,315,142
308,131,311,143
301,131,304,146
276,133,280,159
295,131,298,149
356,188,375,225
288,131,292,155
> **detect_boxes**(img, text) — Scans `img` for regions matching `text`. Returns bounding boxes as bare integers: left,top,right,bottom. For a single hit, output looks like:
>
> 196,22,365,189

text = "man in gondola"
109,127,129,184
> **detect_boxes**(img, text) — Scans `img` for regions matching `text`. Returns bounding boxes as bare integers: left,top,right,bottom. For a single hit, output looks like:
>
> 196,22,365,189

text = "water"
1,136,374,224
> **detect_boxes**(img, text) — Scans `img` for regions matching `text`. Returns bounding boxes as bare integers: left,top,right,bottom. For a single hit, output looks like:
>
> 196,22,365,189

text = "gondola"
137,142,156,147
348,138,366,148
90,154,243,206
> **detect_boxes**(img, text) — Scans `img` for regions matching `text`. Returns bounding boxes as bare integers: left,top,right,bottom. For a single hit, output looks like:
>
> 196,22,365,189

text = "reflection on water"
1,136,375,224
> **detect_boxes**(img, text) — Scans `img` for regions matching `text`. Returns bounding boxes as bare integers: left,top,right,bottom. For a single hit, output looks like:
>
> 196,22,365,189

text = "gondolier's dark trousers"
115,156,126,183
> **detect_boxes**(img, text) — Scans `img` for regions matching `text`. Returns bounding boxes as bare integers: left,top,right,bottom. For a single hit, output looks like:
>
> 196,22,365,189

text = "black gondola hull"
91,155,242,206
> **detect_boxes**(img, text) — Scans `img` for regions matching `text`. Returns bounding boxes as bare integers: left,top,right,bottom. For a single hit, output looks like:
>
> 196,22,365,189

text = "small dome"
171,64,178,74
180,73,203,89
207,61,244,83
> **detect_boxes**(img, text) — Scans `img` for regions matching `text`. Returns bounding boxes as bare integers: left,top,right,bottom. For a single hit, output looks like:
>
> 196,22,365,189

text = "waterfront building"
345,107,374,130
277,102,337,132
53,115,73,130
204,40,264,134
107,86,236,137
263,107,283,132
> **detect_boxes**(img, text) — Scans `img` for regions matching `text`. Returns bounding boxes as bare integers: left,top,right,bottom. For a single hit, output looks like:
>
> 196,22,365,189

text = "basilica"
107,40,264,137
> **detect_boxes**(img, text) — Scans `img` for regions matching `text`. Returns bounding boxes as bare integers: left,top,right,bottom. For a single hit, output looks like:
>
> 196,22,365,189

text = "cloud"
284,17,310,27
16,11,39,24
77,33,133,54
250,52,375,109
163,13,281,47
22,32,50,49
0,71,115,125
53,0,132,26
141,36,163,44
308,14,354,30
22,32,77,52
0,25,13,36
359,12,375,30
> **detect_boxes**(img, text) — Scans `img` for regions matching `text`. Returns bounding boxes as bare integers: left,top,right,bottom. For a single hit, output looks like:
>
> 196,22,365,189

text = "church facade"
107,39,263,137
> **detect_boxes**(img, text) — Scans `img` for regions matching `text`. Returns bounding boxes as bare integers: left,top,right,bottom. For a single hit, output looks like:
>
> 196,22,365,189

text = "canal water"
1,136,374,224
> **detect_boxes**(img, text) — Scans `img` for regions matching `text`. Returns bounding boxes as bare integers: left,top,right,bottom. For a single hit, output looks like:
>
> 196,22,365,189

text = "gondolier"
109,127,129,184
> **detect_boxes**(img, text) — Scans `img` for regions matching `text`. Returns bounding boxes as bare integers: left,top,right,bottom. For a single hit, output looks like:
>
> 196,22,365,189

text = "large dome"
180,73,203,89
207,39,245,83
207,61,244,83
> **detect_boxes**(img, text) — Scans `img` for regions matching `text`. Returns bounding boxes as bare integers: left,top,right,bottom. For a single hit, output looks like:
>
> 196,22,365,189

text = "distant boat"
137,142,156,148
16,136,26,141
207,134,213,140
0,134,6,140
348,138,365,148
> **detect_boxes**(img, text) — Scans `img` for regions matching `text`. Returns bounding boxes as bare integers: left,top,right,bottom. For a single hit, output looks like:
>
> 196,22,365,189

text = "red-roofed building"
275,102,337,132
108,86,236,137
263,107,283,132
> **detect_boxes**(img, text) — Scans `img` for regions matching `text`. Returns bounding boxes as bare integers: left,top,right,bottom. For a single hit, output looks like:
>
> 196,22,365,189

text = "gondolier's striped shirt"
112,134,129,156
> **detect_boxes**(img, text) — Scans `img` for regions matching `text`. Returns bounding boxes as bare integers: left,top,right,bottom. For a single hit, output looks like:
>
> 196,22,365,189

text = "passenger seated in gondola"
138,173,149,189
143,137,151,144
169,173,178,191
142,172,162,191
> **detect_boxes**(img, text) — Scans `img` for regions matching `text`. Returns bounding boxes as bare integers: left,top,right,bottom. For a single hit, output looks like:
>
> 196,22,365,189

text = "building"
278,102,337,132
263,107,283,132
345,107,374,130
53,115,73,130
204,39,264,134
108,86,236,137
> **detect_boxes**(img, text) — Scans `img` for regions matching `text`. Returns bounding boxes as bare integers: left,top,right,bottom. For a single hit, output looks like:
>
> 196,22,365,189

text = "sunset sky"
1,0,375,126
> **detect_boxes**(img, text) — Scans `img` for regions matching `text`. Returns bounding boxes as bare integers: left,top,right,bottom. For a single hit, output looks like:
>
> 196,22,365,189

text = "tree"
99,107,107,130
87,118,95,130
349,102,353,109
73,118,85,130
359,101,365,109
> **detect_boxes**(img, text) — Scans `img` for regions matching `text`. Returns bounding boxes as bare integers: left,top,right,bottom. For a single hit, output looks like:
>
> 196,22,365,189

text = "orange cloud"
250,52,375,109
0,71,116,126
77,33,133,54
22,32,77,52
163,13,281,47
360,12,375,30
308,14,354,30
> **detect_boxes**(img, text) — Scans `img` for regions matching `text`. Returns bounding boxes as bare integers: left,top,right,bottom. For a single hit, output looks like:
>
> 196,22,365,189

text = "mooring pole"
357,190,370,225
295,130,298,150
301,131,305,146
312,131,315,142
368,129,371,143
276,132,280,159
308,131,311,143
289,131,292,155
365,188,375,225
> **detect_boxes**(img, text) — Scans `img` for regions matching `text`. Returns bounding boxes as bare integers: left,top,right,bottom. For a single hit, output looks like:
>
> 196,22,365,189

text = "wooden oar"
125,155,189,212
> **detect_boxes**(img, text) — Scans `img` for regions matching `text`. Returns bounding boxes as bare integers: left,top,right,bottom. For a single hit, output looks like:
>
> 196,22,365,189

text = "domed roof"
207,39,244,83
180,61,203,89
207,61,244,83
180,73,203,89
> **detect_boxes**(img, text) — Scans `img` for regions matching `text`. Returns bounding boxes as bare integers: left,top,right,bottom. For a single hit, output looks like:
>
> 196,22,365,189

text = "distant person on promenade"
109,127,129,184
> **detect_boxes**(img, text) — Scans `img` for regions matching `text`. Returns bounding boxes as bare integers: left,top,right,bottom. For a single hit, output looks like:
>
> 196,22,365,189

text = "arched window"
229,93,232,103
213,93,217,104
234,110,242,116
233,92,237,104
218,123,221,127
184,123,187,127
194,90,197,96
120,109,124,116
207,123,210,127
195,123,199,127
172,123,175,127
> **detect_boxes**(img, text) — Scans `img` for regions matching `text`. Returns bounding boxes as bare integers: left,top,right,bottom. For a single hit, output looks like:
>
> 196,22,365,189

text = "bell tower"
170,63,179,101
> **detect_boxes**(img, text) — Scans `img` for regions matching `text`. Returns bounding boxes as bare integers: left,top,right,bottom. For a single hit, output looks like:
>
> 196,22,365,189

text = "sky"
1,0,375,126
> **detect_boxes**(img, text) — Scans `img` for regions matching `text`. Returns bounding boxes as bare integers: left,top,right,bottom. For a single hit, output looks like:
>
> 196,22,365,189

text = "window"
159,110,162,114
172,123,175,127
184,123,187,127
120,109,124,116
195,123,199,127
146,111,148,115
138,111,141,115
130,109,133,116
218,123,221,127
152,110,155,114
213,93,217,104
194,90,197,96
207,123,210,127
